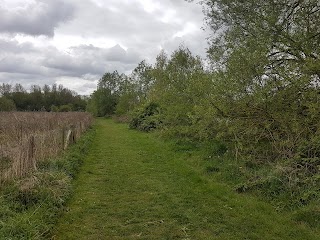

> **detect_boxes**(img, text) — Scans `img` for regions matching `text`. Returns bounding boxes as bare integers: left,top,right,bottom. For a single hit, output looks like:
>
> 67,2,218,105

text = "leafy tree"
88,71,129,117
29,85,43,111
193,0,320,160
50,105,59,112
129,102,162,132
0,83,12,97
59,104,73,112
149,46,209,140
0,96,16,111
116,80,139,115
10,84,30,110
131,60,154,102
0,83,86,112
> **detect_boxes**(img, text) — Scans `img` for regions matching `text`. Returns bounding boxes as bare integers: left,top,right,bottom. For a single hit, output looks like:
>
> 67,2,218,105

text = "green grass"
53,119,320,239
0,125,95,240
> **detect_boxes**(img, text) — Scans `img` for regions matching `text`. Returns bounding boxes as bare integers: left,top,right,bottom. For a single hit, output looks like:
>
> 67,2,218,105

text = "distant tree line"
88,0,320,209
0,83,87,112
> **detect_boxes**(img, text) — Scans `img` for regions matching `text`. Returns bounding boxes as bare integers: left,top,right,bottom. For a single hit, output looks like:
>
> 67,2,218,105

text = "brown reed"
0,112,93,184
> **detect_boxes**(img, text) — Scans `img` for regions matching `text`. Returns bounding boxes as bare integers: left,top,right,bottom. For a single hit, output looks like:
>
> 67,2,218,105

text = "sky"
0,0,209,95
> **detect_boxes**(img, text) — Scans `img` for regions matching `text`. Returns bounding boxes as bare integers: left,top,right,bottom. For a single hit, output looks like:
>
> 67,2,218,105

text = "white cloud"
0,0,75,37
0,0,209,95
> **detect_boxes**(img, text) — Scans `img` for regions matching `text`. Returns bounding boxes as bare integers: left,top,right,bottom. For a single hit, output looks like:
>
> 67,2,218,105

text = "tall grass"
0,112,93,183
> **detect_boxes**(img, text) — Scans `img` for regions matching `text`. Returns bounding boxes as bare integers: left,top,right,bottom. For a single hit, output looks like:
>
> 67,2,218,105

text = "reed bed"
0,112,93,183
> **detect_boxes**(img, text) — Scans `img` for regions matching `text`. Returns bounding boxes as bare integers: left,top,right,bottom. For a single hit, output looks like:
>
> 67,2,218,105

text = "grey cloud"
43,53,104,76
0,0,208,95
0,72,58,88
57,0,207,59
58,0,179,43
0,0,75,37
0,39,38,53
0,56,44,75
0,41,143,87
69,44,143,65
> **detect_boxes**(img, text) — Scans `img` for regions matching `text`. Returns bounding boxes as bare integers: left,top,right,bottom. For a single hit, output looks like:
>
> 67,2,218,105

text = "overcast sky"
0,0,208,95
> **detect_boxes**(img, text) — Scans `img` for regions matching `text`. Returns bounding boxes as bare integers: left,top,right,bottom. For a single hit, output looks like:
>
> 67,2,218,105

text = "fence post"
71,124,76,144
28,136,37,171
64,125,77,150
62,127,66,150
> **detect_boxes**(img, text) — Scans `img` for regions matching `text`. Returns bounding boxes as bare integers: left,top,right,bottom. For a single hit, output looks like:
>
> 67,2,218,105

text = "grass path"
53,119,319,239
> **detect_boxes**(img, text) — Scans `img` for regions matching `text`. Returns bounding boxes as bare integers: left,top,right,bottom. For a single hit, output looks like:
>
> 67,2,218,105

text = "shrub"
50,105,59,112
0,125,95,239
129,102,162,132
0,96,16,111
59,104,73,112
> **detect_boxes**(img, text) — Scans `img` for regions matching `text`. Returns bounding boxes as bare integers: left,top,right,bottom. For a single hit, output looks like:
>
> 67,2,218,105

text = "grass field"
0,112,92,182
52,119,320,239
0,122,95,239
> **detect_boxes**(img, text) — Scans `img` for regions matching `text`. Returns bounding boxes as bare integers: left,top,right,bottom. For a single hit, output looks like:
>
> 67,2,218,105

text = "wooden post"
71,124,76,144
29,136,37,171
62,127,65,150
64,129,72,150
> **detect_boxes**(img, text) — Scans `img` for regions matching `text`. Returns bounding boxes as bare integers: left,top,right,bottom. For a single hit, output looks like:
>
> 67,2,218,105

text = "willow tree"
147,46,214,139
194,0,320,160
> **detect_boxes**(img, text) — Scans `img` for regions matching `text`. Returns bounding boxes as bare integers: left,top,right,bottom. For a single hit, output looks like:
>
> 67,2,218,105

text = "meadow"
0,112,92,183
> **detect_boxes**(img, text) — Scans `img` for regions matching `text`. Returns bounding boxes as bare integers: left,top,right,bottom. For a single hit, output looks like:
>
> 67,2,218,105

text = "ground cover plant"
0,119,95,239
53,119,320,239
86,0,320,223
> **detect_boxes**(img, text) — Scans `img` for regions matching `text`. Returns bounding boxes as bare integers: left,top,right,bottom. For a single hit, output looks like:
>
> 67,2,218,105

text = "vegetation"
0,123,95,239
53,119,320,239
0,83,87,112
0,112,93,182
86,0,320,224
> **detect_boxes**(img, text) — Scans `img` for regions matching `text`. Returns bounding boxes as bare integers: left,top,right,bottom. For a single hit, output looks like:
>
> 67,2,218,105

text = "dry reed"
0,112,93,184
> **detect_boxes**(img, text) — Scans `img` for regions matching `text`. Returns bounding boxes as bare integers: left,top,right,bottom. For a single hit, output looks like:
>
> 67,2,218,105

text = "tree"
10,84,30,111
131,60,154,102
59,104,73,112
29,85,43,110
0,83,86,112
0,96,16,111
195,0,320,160
0,83,12,97
88,71,128,117
146,46,210,139
116,80,139,115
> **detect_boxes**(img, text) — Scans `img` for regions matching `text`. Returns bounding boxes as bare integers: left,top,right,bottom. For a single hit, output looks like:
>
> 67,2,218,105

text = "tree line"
88,0,320,209
0,83,87,112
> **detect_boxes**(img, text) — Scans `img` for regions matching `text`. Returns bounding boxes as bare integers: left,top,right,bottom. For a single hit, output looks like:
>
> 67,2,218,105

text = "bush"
0,96,16,111
0,125,95,239
129,102,162,132
50,105,59,112
59,104,73,112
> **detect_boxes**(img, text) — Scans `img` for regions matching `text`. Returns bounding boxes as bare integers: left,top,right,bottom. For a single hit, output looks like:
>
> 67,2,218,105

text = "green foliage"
181,0,320,213
59,104,73,112
0,125,95,239
115,81,139,116
0,96,16,111
293,205,320,228
85,0,320,215
0,83,86,112
129,102,162,132
88,88,118,117
50,105,59,112
54,119,320,239
87,71,126,117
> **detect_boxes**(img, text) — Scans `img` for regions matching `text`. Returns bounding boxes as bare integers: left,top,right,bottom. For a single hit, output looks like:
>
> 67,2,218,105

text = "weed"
0,124,95,239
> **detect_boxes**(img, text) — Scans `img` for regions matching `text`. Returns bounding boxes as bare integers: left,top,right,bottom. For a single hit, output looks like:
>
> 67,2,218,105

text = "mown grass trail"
53,119,319,239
